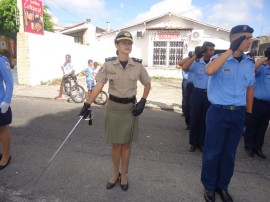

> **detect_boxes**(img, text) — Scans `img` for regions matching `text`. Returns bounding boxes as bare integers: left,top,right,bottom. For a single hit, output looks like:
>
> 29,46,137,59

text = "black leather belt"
255,98,270,105
194,87,207,92
212,104,246,110
109,94,136,104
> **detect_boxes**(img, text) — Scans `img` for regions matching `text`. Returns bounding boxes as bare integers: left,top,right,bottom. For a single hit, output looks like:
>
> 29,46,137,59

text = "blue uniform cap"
230,25,254,34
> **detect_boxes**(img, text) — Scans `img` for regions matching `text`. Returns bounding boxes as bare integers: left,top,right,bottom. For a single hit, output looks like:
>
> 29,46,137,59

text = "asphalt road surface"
0,97,269,202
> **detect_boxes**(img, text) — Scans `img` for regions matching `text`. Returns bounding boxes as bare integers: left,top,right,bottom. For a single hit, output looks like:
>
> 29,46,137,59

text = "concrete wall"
17,31,95,86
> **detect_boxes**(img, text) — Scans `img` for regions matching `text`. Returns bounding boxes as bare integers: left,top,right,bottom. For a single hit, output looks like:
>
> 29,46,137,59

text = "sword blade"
32,116,84,186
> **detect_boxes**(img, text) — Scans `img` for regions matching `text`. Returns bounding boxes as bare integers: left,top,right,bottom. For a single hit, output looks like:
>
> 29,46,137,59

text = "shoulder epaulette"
105,57,117,62
132,57,142,63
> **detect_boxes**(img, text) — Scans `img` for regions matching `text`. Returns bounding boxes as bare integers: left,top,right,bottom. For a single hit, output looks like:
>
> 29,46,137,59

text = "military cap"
202,41,215,47
188,51,194,58
115,31,133,44
230,25,254,34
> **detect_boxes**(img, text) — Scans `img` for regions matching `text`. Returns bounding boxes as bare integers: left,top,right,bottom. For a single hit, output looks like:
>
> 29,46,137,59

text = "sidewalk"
13,77,183,112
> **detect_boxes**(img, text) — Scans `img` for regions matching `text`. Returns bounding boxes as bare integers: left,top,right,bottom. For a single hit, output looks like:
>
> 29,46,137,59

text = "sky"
42,0,270,37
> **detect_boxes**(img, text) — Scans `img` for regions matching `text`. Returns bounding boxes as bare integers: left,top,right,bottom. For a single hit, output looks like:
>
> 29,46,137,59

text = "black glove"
79,102,91,119
230,35,246,52
264,50,270,61
195,46,207,59
132,98,146,116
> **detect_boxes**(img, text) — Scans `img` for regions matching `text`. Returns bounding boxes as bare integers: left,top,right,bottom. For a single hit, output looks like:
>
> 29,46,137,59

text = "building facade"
95,12,230,69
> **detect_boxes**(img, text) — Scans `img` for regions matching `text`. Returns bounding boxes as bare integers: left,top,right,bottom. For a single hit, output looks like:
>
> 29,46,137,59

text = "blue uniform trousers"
189,87,210,146
184,82,194,126
201,105,245,190
244,98,270,151
182,78,188,115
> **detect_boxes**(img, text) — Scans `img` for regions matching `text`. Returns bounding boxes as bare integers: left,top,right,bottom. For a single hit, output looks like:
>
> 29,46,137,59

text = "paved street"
0,97,269,202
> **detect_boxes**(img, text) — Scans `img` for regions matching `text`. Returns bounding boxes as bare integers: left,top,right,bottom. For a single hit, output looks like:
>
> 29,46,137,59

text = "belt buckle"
229,106,236,110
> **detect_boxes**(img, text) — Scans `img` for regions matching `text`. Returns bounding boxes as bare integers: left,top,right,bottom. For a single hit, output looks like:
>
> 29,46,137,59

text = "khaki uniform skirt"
105,100,138,144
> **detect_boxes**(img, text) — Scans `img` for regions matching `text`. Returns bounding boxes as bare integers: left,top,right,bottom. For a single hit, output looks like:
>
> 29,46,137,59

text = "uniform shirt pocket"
128,74,139,88
265,70,270,79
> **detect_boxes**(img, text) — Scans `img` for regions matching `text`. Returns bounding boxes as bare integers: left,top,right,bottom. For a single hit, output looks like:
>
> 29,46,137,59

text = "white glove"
0,102,10,113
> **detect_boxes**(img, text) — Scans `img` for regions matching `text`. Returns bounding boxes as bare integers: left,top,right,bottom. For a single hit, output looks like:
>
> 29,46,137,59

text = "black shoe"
120,175,128,191
106,173,120,189
0,156,11,171
189,145,196,152
120,182,128,191
254,150,267,159
198,145,204,153
204,189,215,202
245,149,254,157
216,189,233,202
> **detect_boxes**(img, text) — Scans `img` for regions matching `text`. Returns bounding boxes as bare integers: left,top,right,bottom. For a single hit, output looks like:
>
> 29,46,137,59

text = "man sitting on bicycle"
55,54,76,99
81,59,95,98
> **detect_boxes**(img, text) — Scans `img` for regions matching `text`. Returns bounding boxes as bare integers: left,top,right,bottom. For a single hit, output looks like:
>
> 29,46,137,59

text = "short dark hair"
202,41,215,47
88,59,93,64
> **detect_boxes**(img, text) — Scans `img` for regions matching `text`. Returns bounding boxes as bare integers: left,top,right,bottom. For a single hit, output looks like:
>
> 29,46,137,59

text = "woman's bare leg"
120,143,130,184
0,125,11,165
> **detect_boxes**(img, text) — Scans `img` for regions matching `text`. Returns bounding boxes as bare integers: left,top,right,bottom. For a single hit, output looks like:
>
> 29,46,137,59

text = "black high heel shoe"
106,173,121,189
120,176,128,191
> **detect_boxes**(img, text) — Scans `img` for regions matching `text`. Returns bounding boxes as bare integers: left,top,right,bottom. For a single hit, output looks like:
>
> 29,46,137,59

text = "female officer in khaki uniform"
79,31,151,191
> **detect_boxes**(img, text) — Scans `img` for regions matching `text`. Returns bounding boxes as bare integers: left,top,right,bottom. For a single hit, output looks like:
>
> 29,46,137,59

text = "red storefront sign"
22,0,44,35
158,33,180,39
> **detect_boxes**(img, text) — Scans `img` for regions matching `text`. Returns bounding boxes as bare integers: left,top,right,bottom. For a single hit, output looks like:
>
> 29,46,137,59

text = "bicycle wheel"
70,85,86,103
94,91,108,105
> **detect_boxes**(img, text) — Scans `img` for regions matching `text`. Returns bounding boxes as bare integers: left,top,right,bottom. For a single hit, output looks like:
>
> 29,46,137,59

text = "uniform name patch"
222,68,231,72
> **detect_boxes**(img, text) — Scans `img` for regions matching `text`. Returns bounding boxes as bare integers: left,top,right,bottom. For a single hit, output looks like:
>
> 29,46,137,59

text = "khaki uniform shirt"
96,57,151,98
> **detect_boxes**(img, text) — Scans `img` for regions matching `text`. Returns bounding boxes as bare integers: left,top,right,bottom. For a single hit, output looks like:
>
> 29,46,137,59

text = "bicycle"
64,74,86,103
93,90,108,105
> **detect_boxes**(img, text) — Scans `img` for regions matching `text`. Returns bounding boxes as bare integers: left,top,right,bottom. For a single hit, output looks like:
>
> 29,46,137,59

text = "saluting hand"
230,35,246,52
132,98,146,116
79,102,91,119
195,46,208,59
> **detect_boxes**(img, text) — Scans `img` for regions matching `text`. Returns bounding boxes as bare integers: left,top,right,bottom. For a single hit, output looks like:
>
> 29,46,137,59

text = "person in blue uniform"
182,42,215,152
201,25,255,202
176,53,191,118
244,47,270,159
0,55,13,170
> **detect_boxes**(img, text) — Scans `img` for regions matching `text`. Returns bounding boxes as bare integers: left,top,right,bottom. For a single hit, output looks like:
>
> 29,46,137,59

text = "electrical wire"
45,0,84,21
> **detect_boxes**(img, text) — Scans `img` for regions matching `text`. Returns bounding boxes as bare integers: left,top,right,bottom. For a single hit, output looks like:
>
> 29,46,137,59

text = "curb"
13,95,182,113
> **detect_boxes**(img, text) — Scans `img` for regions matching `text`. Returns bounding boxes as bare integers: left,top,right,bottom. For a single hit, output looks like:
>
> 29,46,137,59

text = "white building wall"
19,31,95,85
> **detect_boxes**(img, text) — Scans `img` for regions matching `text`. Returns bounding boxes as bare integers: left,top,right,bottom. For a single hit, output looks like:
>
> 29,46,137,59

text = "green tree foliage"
0,0,54,39
0,0,18,39
43,5,54,32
